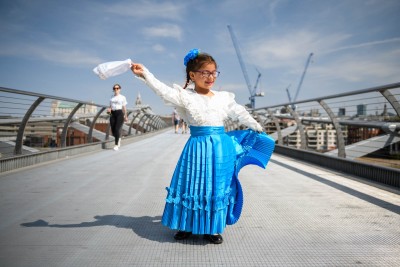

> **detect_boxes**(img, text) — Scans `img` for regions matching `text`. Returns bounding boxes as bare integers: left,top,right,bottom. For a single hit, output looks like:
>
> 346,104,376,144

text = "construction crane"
254,68,262,94
287,52,314,109
285,84,292,103
227,24,264,109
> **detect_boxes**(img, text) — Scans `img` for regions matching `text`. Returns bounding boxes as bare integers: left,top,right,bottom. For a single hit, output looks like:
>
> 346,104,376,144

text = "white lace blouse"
138,66,262,132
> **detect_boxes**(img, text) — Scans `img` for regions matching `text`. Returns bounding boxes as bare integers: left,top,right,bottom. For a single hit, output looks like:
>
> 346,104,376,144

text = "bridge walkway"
0,129,399,266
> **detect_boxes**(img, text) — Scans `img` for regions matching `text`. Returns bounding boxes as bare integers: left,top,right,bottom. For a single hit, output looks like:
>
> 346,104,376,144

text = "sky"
0,0,399,115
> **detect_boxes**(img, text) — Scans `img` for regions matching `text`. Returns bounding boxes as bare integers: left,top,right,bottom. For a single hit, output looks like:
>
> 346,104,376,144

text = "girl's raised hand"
131,63,144,77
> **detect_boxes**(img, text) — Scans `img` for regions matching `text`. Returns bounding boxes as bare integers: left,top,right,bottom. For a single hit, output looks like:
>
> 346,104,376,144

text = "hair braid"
183,73,191,89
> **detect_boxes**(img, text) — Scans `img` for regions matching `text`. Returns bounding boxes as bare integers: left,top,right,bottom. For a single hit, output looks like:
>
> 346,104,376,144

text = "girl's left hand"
255,125,263,133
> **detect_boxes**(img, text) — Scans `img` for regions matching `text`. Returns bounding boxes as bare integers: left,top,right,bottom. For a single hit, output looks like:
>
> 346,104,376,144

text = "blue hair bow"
184,48,200,66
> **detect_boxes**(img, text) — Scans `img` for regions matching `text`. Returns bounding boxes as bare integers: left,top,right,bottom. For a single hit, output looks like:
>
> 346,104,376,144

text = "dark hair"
113,84,121,90
183,53,217,89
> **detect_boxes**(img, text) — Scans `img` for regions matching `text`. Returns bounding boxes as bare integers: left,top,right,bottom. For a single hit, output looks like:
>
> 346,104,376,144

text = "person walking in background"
180,119,187,134
107,84,128,151
172,108,180,134
130,49,274,244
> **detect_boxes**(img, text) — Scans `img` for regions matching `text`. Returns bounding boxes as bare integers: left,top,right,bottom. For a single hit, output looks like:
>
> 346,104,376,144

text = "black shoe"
204,234,223,244
174,231,192,240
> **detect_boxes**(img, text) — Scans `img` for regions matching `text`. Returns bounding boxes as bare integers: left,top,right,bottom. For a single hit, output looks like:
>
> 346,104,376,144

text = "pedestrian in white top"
107,84,128,151
172,108,180,133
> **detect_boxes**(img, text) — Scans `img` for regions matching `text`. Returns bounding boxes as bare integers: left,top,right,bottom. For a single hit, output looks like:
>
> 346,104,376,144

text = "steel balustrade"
1,83,399,188
0,87,168,161
249,82,400,170
88,107,107,143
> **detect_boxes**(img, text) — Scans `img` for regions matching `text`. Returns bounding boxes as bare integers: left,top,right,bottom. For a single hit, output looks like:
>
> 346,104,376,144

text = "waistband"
190,126,225,136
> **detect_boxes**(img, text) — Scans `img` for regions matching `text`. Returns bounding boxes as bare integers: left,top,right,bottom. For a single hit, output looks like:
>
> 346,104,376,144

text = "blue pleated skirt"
161,126,275,235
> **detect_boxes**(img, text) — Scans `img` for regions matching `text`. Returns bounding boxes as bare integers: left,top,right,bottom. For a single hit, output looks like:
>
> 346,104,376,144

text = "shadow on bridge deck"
0,130,399,266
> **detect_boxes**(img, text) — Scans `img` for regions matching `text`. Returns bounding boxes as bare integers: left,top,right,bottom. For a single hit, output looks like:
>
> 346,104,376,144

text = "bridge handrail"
0,86,108,108
1,83,399,190
254,82,400,113
0,86,169,162
238,82,400,171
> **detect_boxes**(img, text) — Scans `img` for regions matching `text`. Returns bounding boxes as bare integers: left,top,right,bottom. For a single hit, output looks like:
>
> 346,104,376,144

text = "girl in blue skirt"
131,49,274,244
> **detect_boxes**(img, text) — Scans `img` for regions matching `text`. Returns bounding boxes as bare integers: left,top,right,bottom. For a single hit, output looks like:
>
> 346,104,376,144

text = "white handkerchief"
93,59,132,80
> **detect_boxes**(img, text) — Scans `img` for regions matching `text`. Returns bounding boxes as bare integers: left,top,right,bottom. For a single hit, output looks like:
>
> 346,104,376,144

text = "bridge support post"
267,109,283,145
318,100,346,158
14,97,45,155
287,105,306,149
61,103,83,148
129,111,142,135
380,89,400,117
88,107,106,143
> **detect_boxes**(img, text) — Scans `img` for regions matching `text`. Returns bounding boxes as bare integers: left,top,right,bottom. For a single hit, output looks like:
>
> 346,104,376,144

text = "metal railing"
251,83,400,163
242,82,400,188
1,84,399,188
0,87,168,171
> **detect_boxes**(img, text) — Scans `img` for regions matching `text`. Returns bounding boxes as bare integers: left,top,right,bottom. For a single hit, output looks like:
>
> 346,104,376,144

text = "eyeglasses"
194,70,220,78
113,87,120,90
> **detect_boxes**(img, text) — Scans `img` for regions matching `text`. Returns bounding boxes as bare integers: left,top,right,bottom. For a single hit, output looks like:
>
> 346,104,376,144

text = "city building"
357,104,367,116
51,100,98,117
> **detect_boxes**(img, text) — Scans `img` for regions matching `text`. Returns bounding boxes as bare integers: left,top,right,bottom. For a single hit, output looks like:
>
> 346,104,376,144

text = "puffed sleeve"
224,92,263,132
136,66,183,107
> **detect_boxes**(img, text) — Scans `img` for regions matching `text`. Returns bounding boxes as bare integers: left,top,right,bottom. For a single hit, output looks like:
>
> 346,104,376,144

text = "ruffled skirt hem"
161,126,275,234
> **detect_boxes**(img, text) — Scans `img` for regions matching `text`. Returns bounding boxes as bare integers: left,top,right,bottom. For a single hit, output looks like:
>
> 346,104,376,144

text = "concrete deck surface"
0,129,399,266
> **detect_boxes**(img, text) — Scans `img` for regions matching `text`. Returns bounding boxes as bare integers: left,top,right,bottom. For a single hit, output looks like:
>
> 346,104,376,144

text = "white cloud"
246,30,351,69
34,48,102,66
265,0,283,26
242,29,400,87
0,43,102,66
105,1,186,20
219,82,248,93
321,37,400,55
315,48,400,83
1,0,398,115
152,44,166,53
142,24,182,41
